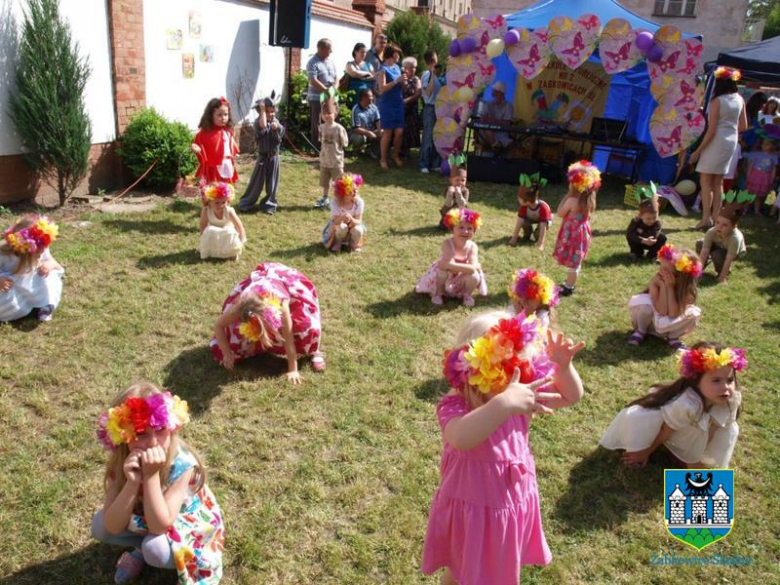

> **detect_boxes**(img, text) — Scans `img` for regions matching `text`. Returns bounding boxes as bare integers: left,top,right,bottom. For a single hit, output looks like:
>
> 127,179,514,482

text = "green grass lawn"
1,153,779,584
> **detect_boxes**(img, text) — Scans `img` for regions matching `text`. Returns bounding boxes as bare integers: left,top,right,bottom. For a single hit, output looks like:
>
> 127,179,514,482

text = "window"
654,0,696,17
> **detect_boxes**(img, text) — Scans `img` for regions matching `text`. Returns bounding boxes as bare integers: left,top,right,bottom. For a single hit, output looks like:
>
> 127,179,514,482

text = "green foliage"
281,70,353,152
8,0,91,206
386,10,451,75
118,108,197,189
763,4,780,39
680,528,723,550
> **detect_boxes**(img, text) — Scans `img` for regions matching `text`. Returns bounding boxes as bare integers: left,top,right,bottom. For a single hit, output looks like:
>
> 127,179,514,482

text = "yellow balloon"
457,87,475,102
486,38,505,59
675,179,696,196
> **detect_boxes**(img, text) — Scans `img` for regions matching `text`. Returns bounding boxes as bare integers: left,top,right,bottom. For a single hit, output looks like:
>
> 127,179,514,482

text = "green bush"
386,10,451,76
281,70,353,153
119,108,198,189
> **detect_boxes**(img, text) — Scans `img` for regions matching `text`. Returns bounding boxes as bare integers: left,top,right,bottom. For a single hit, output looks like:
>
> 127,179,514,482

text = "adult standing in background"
345,43,374,108
306,39,337,144
376,45,407,170
419,50,442,173
400,56,422,159
365,33,387,89
690,67,747,230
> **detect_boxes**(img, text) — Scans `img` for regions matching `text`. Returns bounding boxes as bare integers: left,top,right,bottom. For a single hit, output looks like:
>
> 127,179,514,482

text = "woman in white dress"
690,67,748,230
600,342,745,469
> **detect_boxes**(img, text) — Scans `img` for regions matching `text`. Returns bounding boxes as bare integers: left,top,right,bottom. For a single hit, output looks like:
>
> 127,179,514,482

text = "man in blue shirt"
420,50,442,172
306,39,337,144
349,89,382,158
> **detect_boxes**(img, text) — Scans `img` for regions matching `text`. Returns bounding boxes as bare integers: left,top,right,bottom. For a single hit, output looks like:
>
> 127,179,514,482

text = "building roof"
313,0,374,29
712,485,731,500
668,485,686,500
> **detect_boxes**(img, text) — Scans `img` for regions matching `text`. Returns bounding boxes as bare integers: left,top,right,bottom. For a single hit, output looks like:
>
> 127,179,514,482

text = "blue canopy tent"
487,0,701,184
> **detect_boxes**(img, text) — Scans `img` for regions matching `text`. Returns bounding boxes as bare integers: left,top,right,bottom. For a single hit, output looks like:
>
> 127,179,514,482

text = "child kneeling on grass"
696,191,752,283
322,173,366,253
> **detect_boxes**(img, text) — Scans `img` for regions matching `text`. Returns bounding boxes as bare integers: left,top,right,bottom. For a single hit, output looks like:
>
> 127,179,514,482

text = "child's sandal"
628,330,645,346
114,550,145,584
311,354,326,372
667,338,686,352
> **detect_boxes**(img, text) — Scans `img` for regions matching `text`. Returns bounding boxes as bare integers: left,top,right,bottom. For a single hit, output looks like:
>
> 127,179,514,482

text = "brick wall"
109,0,146,134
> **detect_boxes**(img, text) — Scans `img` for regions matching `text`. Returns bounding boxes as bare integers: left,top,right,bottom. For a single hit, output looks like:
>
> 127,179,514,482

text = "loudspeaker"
466,155,540,185
269,0,312,49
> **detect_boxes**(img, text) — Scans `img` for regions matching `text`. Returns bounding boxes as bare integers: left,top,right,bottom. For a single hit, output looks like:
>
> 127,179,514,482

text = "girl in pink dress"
552,160,601,296
210,262,324,384
416,208,488,308
422,310,585,585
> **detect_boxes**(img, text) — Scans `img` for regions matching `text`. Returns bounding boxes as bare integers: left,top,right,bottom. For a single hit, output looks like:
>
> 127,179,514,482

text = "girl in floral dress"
91,383,225,585
553,160,601,296
210,262,325,384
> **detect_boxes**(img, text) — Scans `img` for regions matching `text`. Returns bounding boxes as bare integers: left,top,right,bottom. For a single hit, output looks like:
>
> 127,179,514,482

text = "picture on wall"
166,29,183,50
200,45,215,63
189,11,202,39
183,53,195,78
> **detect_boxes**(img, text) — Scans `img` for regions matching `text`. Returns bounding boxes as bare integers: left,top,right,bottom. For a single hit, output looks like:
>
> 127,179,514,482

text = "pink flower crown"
239,289,283,342
657,244,703,278
97,392,190,449
443,207,482,231
333,173,364,199
714,66,741,82
443,314,554,395
508,268,559,307
201,182,234,205
4,215,58,255
678,346,747,378
567,160,601,193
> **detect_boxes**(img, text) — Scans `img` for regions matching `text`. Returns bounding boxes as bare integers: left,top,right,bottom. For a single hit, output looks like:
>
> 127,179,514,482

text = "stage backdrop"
514,57,611,132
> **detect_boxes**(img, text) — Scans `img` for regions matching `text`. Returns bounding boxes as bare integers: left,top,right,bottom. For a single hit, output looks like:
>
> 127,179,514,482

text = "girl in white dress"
198,182,246,260
600,342,746,469
0,215,63,322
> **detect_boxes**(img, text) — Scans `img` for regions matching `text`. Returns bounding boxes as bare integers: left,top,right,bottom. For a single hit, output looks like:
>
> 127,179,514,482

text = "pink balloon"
504,29,520,46
647,44,664,63
635,31,654,52
460,37,477,53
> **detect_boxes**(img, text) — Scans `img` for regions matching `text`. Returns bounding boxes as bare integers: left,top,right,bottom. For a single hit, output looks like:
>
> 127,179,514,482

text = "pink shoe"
431,294,444,306
114,550,145,584
463,295,475,308
312,355,326,372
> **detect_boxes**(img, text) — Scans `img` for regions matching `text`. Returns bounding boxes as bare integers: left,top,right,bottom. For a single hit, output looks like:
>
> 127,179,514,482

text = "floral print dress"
553,212,592,269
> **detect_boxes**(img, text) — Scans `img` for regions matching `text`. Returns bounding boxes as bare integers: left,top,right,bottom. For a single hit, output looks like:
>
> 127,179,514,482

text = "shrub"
386,10,451,76
119,108,198,189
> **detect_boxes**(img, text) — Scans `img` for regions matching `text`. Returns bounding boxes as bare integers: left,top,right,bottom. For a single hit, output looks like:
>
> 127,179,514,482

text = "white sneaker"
314,197,330,209
421,168,429,173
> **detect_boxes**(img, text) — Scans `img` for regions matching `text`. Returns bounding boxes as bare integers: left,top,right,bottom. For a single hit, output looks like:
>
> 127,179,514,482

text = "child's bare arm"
199,207,209,234
230,209,247,242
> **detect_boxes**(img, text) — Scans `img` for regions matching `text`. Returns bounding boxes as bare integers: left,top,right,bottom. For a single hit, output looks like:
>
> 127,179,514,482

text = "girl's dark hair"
712,77,738,99
424,50,437,64
352,42,366,59
199,97,234,130
627,342,740,414
745,91,767,121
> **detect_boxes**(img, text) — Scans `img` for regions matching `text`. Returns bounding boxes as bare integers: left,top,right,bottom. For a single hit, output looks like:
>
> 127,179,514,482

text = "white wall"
304,15,373,80
0,0,116,156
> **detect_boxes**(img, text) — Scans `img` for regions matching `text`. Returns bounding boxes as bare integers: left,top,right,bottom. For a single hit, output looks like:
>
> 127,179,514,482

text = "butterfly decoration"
651,101,701,156
434,117,466,159
599,19,642,74
507,27,550,79
550,14,600,69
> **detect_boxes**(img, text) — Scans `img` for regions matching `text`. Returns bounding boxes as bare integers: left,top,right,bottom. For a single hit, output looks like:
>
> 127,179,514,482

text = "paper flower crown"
714,66,741,82
333,173,364,199
678,346,747,378
3,215,58,255
508,268,559,307
201,182,234,204
239,288,283,342
518,172,548,189
443,314,554,395
567,160,602,193
657,244,703,278
97,392,190,449
443,208,482,231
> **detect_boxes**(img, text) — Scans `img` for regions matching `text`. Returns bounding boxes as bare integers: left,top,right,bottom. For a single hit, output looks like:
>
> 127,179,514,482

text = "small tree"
9,0,92,206
386,10,451,75
763,4,780,39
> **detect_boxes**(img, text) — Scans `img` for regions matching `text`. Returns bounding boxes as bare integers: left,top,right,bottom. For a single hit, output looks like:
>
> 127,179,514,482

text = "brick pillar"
108,0,146,135
352,0,387,35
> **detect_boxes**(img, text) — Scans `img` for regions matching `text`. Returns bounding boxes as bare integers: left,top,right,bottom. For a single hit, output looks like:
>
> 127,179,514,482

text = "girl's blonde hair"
568,184,597,216
0,216,42,275
668,248,699,307
453,310,512,410
238,295,276,348
103,382,206,494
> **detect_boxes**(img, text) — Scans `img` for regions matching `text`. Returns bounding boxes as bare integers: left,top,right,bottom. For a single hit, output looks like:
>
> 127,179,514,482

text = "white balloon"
486,38,506,59
675,179,696,196
457,87,475,103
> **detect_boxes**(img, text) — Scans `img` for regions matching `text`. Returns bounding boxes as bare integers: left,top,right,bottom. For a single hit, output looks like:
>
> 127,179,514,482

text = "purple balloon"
460,36,477,53
504,29,520,46
647,43,664,63
449,39,461,58
440,160,451,177
635,31,654,52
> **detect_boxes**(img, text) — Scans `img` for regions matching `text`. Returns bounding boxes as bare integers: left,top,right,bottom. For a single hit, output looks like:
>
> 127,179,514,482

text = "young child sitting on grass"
626,183,667,260
439,155,469,229
322,173,366,253
510,172,552,250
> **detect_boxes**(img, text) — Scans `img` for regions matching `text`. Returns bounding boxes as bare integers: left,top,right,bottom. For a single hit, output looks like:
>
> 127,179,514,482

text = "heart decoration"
599,18,642,74
507,27,550,79
456,13,481,38
549,14,600,70
435,85,473,124
663,78,704,113
434,117,466,160
650,104,702,158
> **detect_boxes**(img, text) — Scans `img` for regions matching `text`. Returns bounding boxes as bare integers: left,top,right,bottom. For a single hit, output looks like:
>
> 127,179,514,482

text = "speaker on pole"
269,0,312,49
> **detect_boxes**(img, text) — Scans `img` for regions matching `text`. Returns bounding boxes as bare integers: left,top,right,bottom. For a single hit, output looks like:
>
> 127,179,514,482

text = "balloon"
647,43,664,63
486,38,505,59
456,87,475,103
635,31,654,52
504,29,520,46
441,160,451,177
460,36,477,53
675,179,696,196
449,39,461,58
